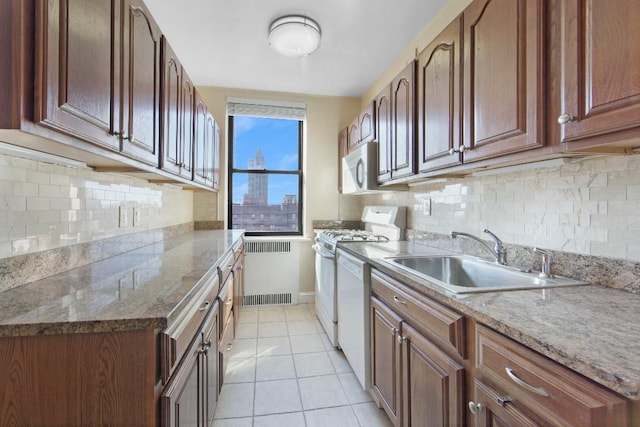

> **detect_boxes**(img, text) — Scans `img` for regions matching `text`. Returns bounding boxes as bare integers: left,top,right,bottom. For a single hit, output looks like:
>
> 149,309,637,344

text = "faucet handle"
533,247,554,278
483,229,502,245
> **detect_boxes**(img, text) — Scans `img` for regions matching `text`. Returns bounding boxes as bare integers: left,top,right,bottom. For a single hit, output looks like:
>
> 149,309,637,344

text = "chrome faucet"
533,247,554,278
450,228,507,265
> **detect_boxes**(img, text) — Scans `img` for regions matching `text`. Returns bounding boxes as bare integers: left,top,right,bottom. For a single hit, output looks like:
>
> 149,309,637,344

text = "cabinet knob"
448,145,468,155
397,334,406,344
557,113,575,124
198,300,210,312
391,327,398,336
393,295,407,305
468,401,484,415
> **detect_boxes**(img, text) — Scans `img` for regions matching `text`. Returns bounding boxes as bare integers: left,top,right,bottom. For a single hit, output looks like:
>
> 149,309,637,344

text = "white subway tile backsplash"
355,154,640,262
0,153,194,259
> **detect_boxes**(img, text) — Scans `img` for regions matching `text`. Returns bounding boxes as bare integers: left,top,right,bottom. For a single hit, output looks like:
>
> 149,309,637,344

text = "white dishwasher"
336,248,371,390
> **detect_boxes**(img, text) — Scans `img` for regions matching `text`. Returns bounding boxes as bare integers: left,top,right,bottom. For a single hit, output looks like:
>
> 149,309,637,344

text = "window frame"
227,115,304,236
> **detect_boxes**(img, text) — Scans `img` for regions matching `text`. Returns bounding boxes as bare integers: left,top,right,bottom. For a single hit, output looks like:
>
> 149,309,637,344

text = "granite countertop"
0,230,244,337
338,241,640,401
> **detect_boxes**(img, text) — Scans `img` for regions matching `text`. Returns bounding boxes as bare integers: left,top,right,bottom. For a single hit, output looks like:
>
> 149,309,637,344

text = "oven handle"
312,244,335,260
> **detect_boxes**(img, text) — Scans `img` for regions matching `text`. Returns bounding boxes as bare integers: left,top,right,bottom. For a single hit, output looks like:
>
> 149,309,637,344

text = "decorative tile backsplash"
0,153,194,260
354,154,640,263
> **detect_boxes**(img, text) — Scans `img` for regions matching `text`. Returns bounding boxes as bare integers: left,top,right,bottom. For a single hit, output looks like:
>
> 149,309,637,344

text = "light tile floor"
213,303,393,427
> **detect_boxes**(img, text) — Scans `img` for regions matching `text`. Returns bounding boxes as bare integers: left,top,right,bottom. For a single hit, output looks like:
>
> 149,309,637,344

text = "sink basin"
383,255,589,294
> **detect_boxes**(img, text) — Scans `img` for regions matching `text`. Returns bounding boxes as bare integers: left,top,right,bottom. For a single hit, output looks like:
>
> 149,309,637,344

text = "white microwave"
341,141,378,194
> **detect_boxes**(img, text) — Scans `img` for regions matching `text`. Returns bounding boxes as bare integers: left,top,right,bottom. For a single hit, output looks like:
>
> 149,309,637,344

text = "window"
227,102,303,235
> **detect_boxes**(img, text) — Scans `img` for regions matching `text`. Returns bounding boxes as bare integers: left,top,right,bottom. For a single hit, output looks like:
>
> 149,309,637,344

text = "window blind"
227,98,306,120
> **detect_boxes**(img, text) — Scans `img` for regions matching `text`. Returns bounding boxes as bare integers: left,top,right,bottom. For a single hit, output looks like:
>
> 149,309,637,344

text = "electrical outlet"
119,206,129,227
133,207,141,227
423,198,432,216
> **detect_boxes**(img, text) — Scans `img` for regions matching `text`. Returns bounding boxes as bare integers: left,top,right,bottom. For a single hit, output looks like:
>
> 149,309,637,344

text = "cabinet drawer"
161,272,220,383
371,269,466,359
218,250,235,284
475,324,628,427
218,278,233,337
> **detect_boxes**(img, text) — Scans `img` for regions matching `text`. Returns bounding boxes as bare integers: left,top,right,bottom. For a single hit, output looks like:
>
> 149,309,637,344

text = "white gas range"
312,206,406,351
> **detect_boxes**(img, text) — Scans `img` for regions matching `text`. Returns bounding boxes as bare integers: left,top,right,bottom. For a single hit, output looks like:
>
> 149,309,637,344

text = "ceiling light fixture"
268,15,321,58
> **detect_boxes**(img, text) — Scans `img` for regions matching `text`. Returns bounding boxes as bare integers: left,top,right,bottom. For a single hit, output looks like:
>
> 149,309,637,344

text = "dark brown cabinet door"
212,118,221,192
371,297,402,427
161,336,201,427
120,0,160,166
470,379,538,427
193,90,217,188
348,117,360,152
180,75,194,179
560,0,640,147
359,101,376,144
36,0,120,151
375,86,392,183
162,37,192,179
391,61,417,179
162,38,180,174
462,0,545,162
402,323,465,427
418,17,463,173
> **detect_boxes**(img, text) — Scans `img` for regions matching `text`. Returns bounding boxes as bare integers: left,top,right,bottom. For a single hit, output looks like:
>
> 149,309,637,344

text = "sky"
231,116,300,205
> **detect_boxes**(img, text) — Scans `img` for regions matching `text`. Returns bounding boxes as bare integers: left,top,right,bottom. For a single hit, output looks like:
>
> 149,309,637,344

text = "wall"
351,154,640,263
0,152,193,260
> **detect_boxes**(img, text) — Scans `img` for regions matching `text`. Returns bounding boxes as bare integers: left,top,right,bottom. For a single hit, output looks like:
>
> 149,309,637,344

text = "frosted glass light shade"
268,15,321,57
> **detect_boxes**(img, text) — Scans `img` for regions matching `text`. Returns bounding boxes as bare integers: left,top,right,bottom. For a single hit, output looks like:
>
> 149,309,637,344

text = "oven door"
313,242,338,346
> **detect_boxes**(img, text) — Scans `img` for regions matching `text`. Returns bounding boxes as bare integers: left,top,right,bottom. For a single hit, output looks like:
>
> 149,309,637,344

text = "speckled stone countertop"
337,241,640,400
0,230,244,337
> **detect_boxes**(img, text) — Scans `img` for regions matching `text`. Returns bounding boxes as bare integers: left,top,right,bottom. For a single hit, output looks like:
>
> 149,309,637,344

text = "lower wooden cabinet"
470,379,539,427
161,301,219,427
402,323,466,426
370,268,633,427
371,297,402,426
370,270,467,427
472,324,629,427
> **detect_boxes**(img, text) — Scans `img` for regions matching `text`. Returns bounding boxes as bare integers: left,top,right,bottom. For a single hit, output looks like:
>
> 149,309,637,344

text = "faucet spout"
450,229,507,265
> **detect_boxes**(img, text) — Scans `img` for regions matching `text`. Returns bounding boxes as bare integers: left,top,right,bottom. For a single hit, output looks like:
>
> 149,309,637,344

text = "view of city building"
231,148,299,232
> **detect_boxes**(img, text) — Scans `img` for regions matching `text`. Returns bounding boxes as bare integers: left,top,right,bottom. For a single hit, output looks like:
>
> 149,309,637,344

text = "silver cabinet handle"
393,295,407,305
557,113,575,124
198,300,210,312
390,327,398,336
505,367,549,397
468,401,484,415
397,334,406,344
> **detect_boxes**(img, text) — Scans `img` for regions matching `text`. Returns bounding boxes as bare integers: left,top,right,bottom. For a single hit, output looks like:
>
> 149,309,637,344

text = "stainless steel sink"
383,255,589,294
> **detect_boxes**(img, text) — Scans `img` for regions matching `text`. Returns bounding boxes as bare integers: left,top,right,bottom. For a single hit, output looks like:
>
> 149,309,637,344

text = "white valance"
227,97,306,120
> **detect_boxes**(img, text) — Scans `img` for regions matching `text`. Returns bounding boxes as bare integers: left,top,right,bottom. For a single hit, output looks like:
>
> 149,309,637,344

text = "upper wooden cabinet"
347,101,376,152
559,0,640,151
161,37,194,180
120,0,161,166
417,17,463,173
376,61,417,184
390,61,417,180
462,0,545,163
375,87,392,183
35,0,160,166
35,0,121,152
194,90,219,189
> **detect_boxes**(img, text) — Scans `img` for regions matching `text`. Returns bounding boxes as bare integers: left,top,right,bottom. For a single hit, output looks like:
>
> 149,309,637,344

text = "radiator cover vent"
243,293,292,306
245,241,291,254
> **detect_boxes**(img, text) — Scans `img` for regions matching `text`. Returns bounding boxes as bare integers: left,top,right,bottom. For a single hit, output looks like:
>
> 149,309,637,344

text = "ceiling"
143,0,449,98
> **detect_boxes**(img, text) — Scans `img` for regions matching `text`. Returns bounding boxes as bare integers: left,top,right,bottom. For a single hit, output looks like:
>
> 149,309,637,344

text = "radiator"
243,239,302,306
